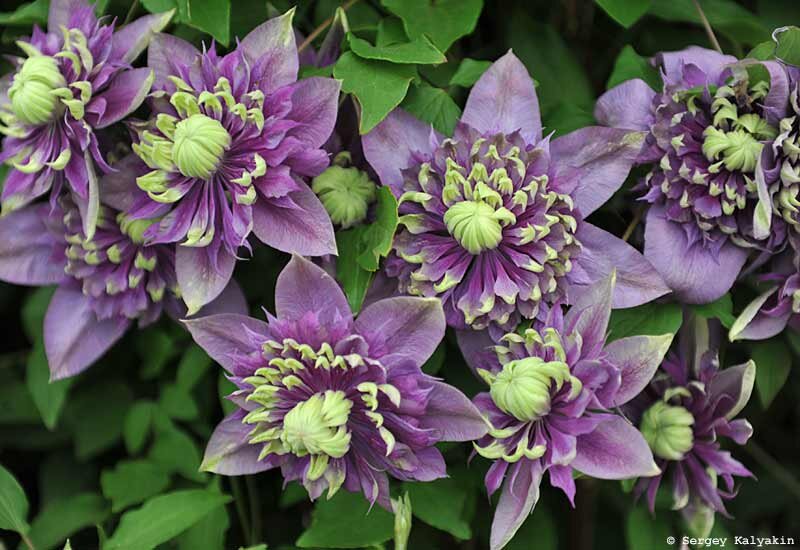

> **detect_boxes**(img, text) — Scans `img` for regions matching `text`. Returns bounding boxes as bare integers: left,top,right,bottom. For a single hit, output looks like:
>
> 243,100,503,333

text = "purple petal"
355,296,444,367
252,184,336,256
45,286,129,380
92,68,154,128
708,360,756,420
110,10,175,64
76,150,100,240
729,287,788,341
460,50,541,145
574,222,670,307
565,272,615,358
48,0,86,33
240,9,298,94
362,108,440,197
490,460,542,550
655,47,737,87
572,415,660,479
643,206,748,304
177,245,236,316
455,328,498,373
198,279,248,316
761,60,790,125
418,380,488,442
99,154,148,212
608,334,674,406
201,413,274,474
286,77,341,147
0,205,65,285
147,34,201,89
275,255,351,324
551,126,643,216
184,313,269,373
594,78,656,131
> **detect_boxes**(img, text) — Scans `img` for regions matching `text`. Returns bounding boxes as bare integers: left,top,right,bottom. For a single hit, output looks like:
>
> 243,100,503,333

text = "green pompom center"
640,401,695,460
172,114,231,179
8,55,66,125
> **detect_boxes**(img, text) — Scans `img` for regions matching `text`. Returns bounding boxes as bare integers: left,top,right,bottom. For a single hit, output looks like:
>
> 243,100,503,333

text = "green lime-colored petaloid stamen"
312,166,377,228
8,55,66,125
640,401,695,460
117,213,158,245
172,114,231,179
702,127,765,172
444,200,515,254
281,391,353,458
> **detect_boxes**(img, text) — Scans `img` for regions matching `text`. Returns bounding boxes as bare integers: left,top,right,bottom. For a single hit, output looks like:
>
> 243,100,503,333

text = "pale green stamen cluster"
398,141,579,323
474,327,582,463
241,337,402,497
134,75,265,207
699,84,777,175
312,159,377,228
1,30,96,174
772,93,800,229
640,400,695,461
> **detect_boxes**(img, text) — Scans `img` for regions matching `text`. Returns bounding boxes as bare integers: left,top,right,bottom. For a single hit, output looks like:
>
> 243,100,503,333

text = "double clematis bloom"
185,256,487,507
626,320,755,537
461,275,671,550
363,52,668,333
0,0,171,237
123,10,340,313
597,47,791,304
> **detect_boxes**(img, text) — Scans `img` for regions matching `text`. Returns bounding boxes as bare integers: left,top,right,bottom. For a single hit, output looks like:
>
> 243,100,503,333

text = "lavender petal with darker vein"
0,0,170,237
597,47,792,304
462,274,670,550
129,10,339,313
625,322,755,537
185,255,487,508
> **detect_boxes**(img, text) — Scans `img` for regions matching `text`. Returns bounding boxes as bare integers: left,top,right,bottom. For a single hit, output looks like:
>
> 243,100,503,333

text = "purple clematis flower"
626,319,755,537
0,0,171,238
0,156,244,379
184,255,487,508
124,10,340,314
596,47,791,304
362,51,669,333
460,274,670,549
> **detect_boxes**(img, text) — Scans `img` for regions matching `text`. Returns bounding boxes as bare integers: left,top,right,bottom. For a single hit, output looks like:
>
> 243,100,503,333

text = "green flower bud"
312,165,376,228
172,114,231,179
488,356,572,421
392,492,412,550
640,401,695,460
444,200,515,255
8,55,66,125
281,390,352,458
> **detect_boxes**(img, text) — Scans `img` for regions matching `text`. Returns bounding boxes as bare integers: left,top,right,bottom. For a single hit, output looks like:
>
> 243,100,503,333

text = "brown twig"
298,0,359,53
691,0,723,54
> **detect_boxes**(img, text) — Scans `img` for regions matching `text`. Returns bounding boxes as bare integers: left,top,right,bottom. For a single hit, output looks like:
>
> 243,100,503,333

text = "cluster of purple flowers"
1,2,791,548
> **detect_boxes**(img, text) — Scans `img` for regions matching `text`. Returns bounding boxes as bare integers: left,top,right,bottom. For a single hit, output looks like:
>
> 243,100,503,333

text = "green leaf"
607,45,661,90
101,460,171,513
176,344,213,390
544,102,595,136
148,425,205,482
105,489,231,550
0,463,29,535
752,339,791,408
176,0,231,46
748,40,777,60
296,490,394,548
124,401,156,455
137,327,179,379
159,383,199,421
347,32,446,65
28,493,109,550
0,370,40,424
381,0,483,52
143,0,179,15
596,0,652,28
26,339,72,430
692,293,735,328
334,52,416,134
401,83,462,135
608,302,683,342
0,0,48,26
336,187,399,312
449,58,492,87
775,26,800,66
176,503,230,550
21,286,55,342
625,506,671,549
405,477,472,539
218,372,237,415
648,0,769,45
506,504,557,550
67,381,134,459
